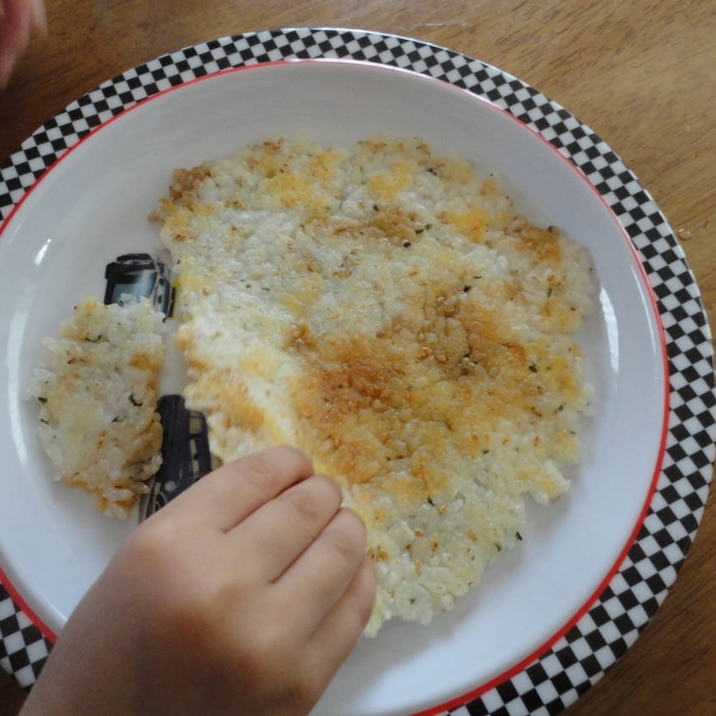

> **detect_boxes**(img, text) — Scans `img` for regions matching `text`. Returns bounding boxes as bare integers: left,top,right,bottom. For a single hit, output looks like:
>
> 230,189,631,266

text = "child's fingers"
309,553,377,661
277,507,372,636
227,473,343,582
279,554,376,709
162,446,314,531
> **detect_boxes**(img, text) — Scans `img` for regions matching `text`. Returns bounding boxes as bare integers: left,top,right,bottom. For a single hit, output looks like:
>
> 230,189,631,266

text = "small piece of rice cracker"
29,296,165,519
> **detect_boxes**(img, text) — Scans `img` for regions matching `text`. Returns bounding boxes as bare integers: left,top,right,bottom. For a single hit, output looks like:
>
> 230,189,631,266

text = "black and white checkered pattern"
1,28,713,714
0,587,49,688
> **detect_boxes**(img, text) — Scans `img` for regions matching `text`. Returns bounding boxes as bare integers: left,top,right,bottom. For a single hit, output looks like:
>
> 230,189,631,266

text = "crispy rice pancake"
152,136,595,634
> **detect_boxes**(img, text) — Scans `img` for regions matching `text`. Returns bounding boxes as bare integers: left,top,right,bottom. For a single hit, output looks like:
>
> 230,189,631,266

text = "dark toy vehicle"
103,252,175,317
141,395,216,520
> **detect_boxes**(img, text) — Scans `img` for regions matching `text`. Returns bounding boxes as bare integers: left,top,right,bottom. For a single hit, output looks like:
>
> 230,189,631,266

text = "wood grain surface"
1,1,714,714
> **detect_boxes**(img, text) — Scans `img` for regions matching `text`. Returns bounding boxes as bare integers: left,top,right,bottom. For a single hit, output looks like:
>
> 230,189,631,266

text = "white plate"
0,30,713,716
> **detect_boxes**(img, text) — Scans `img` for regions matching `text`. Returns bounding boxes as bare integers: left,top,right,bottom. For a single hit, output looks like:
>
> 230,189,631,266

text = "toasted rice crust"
152,135,595,633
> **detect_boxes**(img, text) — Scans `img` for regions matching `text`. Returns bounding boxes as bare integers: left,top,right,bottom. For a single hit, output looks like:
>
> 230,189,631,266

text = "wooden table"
1,1,714,714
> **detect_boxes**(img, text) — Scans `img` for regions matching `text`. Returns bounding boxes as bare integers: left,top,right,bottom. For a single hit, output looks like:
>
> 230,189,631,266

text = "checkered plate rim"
1,28,714,715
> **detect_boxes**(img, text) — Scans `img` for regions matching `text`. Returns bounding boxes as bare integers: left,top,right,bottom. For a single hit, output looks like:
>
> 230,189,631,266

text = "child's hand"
0,0,46,89
22,447,377,716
